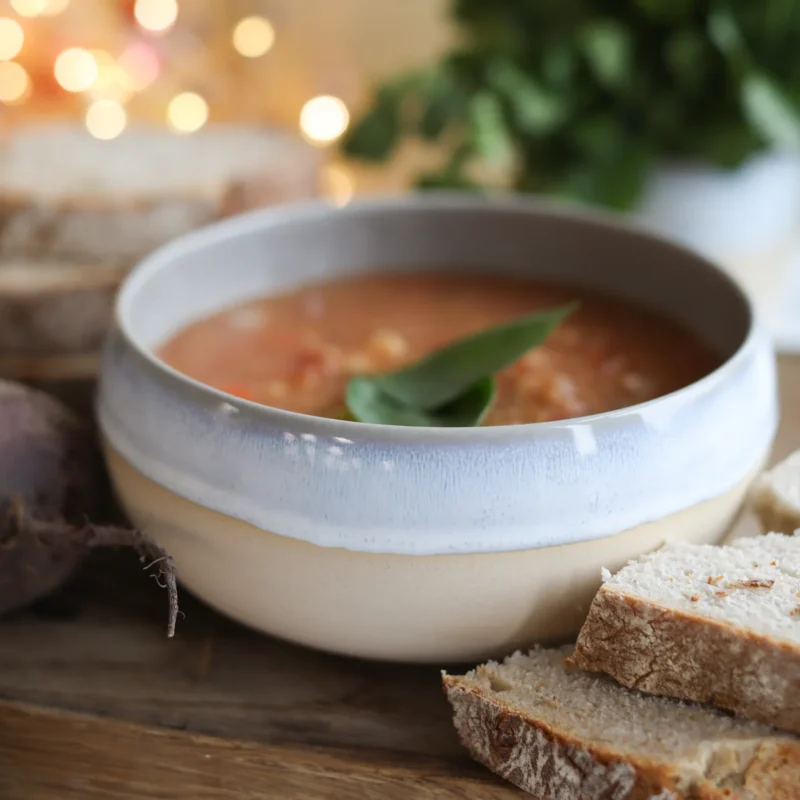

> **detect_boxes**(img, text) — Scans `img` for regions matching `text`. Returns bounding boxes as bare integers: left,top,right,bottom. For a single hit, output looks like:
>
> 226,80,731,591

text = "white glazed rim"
115,191,756,446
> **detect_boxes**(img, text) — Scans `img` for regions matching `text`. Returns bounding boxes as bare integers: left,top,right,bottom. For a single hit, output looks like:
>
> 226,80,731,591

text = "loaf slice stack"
0,123,318,405
751,450,800,535
444,647,800,799
0,259,122,357
445,531,800,797
570,533,800,735
0,122,319,266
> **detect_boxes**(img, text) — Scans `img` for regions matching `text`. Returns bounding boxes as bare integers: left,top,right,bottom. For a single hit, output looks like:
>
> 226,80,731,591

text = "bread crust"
0,266,123,356
571,588,800,736
0,170,318,266
0,193,221,267
0,148,318,354
443,673,800,799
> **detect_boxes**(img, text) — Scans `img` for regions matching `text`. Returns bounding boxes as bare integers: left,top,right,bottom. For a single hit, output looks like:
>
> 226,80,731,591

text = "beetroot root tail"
6,512,179,637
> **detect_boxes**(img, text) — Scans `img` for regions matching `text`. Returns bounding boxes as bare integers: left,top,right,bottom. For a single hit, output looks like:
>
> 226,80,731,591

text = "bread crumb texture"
573,534,800,734
443,647,800,799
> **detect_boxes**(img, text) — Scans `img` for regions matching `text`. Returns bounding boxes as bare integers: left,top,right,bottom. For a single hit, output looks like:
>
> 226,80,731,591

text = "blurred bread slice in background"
0,122,320,414
0,257,122,416
751,450,800,535
0,259,122,357
0,123,320,266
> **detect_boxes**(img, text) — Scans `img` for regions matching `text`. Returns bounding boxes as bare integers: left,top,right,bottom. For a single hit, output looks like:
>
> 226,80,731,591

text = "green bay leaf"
345,376,496,427
367,303,576,411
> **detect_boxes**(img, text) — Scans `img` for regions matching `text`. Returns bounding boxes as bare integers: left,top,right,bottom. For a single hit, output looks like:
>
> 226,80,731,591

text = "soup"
159,271,719,426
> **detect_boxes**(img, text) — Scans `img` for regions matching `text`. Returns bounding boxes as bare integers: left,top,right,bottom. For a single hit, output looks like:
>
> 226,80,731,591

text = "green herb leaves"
742,73,800,151
578,21,632,90
345,304,576,427
343,4,800,209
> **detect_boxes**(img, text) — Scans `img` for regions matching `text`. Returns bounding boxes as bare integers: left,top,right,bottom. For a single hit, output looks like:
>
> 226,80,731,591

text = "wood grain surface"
0,355,798,799
0,702,514,800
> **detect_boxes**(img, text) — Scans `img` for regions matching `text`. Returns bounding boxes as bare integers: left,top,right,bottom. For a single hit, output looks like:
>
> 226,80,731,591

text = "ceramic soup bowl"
97,193,777,663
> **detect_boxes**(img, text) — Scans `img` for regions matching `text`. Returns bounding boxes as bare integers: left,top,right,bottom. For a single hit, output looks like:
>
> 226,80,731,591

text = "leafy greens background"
342,0,800,209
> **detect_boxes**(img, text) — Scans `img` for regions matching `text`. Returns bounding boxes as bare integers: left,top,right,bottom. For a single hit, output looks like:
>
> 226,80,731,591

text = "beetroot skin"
0,379,177,634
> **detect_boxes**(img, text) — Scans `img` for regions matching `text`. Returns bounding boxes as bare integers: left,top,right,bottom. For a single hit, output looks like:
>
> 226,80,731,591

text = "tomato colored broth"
158,271,719,425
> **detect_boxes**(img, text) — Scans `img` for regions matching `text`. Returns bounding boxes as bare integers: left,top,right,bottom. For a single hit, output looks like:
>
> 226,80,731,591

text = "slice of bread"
751,451,800,535
0,123,319,266
443,647,800,799
571,533,800,735
0,258,122,356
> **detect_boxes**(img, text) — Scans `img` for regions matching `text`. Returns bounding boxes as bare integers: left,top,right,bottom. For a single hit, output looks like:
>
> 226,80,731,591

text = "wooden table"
1,357,798,799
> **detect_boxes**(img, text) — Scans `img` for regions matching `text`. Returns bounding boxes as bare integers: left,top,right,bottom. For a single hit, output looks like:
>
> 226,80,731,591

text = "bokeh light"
134,0,178,33
0,61,30,104
40,0,71,15
89,49,116,86
321,163,355,207
117,42,160,92
85,99,127,140
86,49,130,102
0,18,24,61
54,47,98,93
299,95,350,145
10,0,47,17
167,91,208,133
232,16,275,58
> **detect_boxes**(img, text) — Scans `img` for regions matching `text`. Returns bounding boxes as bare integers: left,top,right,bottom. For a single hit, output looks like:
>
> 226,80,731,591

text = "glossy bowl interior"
98,193,777,661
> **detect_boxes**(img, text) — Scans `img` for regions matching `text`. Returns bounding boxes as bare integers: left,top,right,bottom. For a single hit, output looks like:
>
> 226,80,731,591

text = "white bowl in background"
636,151,800,338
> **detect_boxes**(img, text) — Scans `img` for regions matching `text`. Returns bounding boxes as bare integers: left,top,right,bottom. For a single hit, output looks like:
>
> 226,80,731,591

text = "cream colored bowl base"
106,445,762,663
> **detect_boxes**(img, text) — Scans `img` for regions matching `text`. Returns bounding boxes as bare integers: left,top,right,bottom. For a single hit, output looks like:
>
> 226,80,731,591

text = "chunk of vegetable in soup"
159,272,719,426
